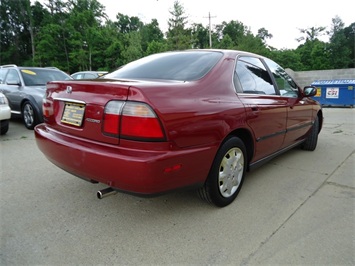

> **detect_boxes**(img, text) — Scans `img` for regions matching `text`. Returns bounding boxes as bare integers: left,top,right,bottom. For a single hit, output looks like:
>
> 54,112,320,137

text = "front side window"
264,58,298,98
0,69,8,84
6,69,21,84
234,56,275,95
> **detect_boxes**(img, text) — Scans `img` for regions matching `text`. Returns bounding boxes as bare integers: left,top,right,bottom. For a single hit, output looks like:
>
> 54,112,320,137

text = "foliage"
0,0,354,73
0,0,34,65
268,49,304,71
327,16,352,68
166,1,191,50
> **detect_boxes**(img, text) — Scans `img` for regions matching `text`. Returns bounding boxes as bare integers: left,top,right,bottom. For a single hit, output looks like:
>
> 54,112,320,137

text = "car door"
234,56,287,162
263,58,314,148
0,69,23,113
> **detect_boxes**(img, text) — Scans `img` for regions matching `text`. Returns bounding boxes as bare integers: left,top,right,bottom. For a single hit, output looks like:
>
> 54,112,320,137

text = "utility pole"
204,12,216,48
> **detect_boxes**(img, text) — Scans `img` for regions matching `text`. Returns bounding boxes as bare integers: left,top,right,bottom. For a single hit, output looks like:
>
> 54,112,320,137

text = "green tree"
257,27,273,46
213,20,268,54
121,32,143,64
344,23,355,68
1,0,353,72
216,20,249,47
36,23,64,67
216,34,234,49
66,0,107,72
297,39,330,70
146,40,168,56
294,25,331,70
269,49,304,71
191,23,209,49
140,19,164,53
31,1,51,57
102,22,124,70
166,1,190,50
310,41,331,70
237,32,269,56
327,16,352,69
296,26,326,43
0,0,33,65
35,0,71,70
114,13,143,34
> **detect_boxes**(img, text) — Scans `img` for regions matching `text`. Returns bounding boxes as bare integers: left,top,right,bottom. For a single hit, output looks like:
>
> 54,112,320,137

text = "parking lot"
1,108,354,265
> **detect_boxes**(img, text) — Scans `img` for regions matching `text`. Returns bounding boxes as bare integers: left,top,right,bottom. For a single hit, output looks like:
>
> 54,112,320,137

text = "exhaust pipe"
97,187,117,199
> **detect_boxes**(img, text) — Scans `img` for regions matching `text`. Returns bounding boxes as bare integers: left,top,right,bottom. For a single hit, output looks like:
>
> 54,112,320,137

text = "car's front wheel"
22,101,38,130
198,136,247,207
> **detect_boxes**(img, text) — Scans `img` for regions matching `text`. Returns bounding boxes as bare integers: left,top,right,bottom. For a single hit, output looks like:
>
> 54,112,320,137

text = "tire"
22,101,38,130
0,120,9,135
301,116,319,151
198,136,247,207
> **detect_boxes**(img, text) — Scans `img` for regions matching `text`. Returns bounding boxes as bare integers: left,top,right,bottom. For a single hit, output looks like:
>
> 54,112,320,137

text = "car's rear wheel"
301,116,319,151
198,136,247,207
22,101,38,130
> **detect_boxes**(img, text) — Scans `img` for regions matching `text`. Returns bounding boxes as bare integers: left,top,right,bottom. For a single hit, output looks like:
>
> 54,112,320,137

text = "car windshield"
21,69,71,86
104,51,223,81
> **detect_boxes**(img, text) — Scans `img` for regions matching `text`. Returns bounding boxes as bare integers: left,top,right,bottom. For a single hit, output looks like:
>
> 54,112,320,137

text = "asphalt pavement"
1,108,354,265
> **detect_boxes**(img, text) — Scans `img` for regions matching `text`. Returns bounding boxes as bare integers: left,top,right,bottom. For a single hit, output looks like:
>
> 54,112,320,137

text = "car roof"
0,65,62,70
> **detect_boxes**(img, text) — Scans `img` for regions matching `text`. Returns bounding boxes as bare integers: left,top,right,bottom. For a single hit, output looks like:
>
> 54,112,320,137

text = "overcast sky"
99,0,354,50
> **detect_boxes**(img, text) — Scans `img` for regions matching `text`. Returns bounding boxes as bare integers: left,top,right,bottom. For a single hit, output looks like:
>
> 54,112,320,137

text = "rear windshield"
104,51,223,81
21,69,71,86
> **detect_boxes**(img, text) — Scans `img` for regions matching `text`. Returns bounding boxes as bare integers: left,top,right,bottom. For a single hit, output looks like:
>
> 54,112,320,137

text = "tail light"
103,101,124,135
103,101,165,141
42,98,53,118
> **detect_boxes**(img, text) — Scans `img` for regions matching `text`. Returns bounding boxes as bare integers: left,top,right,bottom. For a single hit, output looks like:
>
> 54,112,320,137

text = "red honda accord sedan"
35,49,323,207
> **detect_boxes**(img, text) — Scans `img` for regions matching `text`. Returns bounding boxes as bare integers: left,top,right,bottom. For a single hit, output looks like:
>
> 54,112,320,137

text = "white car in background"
71,71,108,79
0,92,11,135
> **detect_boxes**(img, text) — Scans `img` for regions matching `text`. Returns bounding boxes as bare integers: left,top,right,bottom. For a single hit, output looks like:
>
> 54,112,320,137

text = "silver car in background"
0,65,72,129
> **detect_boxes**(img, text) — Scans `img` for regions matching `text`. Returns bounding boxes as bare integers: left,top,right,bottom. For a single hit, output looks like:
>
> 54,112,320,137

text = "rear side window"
234,56,275,95
105,51,223,81
84,73,97,79
72,73,84,79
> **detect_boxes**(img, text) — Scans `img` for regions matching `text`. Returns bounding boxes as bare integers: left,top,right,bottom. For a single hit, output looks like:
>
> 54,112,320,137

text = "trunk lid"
44,80,130,144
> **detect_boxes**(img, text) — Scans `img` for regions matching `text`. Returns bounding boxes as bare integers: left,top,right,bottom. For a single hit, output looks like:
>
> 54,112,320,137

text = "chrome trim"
97,187,117,199
66,86,72,94
11,110,21,115
53,97,86,104
256,130,286,142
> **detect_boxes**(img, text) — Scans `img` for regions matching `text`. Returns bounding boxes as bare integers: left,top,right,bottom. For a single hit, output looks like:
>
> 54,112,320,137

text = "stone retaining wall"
286,68,355,88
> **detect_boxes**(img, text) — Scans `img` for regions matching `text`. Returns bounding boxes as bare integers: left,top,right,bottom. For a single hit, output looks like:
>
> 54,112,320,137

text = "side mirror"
7,80,21,86
303,86,317,97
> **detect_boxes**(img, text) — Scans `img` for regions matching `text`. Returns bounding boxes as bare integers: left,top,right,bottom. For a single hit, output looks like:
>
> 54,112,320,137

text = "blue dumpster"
311,79,355,107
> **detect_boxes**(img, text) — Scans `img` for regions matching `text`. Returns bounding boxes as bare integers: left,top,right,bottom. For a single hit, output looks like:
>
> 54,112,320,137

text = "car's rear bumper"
35,124,217,195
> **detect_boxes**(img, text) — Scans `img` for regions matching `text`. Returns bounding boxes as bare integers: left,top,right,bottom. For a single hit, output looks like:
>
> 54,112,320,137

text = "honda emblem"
66,86,72,94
